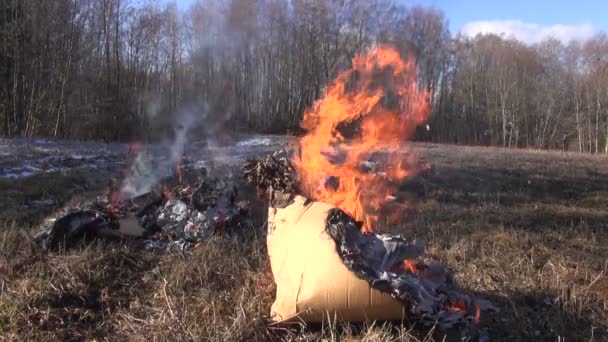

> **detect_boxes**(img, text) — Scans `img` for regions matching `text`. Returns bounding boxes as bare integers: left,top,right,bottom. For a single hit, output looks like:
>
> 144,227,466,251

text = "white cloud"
461,20,595,44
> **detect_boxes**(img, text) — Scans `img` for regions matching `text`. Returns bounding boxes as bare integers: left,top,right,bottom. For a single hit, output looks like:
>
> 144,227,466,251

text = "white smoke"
118,106,203,200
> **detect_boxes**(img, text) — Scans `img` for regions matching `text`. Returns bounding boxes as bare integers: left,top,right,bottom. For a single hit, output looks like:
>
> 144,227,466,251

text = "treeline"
436,34,608,152
1,0,607,152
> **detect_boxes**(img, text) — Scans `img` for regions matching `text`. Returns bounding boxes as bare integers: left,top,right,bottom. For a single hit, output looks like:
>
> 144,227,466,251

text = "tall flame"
294,46,430,231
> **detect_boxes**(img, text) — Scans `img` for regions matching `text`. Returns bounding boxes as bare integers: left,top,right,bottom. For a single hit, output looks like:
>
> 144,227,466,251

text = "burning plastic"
325,207,497,333
240,45,490,328
250,46,499,334
244,152,497,334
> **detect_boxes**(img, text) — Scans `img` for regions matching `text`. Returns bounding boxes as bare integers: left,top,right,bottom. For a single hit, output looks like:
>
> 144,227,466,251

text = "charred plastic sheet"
35,206,116,250
326,208,497,334
35,168,249,254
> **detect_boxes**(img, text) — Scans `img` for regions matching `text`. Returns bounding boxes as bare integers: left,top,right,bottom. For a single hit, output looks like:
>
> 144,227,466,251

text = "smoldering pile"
243,151,497,336
325,209,497,332
35,167,249,255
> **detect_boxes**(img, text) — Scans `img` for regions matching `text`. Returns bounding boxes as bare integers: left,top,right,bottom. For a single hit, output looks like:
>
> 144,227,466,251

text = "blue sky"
415,0,605,32
171,0,606,43
416,0,605,43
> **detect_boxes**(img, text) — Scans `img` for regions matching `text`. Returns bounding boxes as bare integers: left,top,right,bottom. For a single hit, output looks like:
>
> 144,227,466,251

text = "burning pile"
32,43,494,337
36,160,249,254
244,46,496,335
325,208,496,332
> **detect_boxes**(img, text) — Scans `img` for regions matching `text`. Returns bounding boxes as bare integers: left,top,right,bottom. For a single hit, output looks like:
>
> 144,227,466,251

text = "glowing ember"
403,259,418,273
448,298,474,316
294,45,430,231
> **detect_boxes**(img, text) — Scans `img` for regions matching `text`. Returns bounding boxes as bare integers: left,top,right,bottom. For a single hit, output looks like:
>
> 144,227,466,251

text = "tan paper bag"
267,195,406,322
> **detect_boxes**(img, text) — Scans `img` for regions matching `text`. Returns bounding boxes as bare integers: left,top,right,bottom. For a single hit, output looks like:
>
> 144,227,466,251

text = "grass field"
0,143,607,341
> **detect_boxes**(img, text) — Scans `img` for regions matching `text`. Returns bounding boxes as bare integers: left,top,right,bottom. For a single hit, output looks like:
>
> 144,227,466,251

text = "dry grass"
1,143,607,341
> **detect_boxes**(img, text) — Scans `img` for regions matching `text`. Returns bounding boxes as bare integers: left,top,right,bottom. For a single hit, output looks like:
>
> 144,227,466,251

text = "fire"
294,46,429,231
447,299,481,321
449,298,467,313
403,259,418,273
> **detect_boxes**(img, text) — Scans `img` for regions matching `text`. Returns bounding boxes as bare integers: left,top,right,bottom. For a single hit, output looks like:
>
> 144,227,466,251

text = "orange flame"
447,298,481,321
403,259,418,273
449,298,468,313
294,46,429,231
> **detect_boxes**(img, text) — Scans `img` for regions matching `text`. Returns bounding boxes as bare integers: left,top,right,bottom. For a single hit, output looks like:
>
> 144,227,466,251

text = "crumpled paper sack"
267,195,406,322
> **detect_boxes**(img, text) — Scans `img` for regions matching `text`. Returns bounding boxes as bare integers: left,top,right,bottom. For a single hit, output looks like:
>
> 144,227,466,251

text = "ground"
0,142,607,341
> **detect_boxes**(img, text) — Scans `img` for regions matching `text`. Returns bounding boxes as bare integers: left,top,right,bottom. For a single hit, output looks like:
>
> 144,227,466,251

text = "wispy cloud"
461,20,595,44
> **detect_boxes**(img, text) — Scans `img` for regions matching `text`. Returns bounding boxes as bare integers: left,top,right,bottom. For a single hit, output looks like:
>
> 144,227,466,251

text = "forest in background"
1,0,608,152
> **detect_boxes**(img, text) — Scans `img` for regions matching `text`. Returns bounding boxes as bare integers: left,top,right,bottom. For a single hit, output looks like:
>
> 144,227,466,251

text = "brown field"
1,143,607,341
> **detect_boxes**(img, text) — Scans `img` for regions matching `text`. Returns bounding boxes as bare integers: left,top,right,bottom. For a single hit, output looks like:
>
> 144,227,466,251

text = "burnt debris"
34,168,249,254
325,207,497,336
242,149,299,196
35,207,116,250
